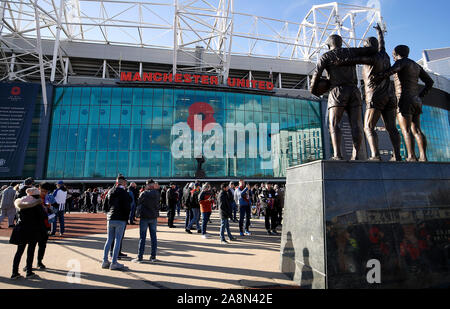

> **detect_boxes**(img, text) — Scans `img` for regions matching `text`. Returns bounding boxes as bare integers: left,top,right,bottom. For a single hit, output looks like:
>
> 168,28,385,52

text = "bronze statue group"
310,24,434,162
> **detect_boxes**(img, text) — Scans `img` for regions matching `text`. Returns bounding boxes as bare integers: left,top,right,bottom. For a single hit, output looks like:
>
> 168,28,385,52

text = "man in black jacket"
183,183,194,230
166,183,178,228
259,183,278,235
218,183,236,244
102,175,131,271
132,180,160,263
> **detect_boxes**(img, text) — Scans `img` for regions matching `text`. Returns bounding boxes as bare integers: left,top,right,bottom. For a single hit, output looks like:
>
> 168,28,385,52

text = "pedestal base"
280,160,450,289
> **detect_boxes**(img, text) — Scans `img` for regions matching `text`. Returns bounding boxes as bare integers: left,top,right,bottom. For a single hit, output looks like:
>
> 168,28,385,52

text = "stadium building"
0,1,449,183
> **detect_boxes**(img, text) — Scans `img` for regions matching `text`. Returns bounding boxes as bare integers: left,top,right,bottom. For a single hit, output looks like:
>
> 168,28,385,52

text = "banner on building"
0,83,39,177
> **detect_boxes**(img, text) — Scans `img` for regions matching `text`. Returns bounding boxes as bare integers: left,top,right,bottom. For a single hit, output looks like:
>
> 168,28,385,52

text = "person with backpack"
259,183,278,235
166,183,179,228
51,181,67,236
0,183,17,228
183,183,194,230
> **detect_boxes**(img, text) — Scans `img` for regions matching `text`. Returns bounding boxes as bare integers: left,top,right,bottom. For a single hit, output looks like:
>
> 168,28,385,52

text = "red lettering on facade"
210,76,219,85
133,72,142,81
266,82,274,91
175,74,183,83
193,75,201,84
227,78,236,87
251,80,258,88
163,73,173,82
184,74,192,83
154,73,162,82
121,72,133,81
142,72,153,82
258,81,266,90
237,79,246,88
201,75,209,84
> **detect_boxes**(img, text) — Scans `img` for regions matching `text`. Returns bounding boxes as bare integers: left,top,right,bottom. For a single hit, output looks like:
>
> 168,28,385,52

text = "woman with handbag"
10,187,47,279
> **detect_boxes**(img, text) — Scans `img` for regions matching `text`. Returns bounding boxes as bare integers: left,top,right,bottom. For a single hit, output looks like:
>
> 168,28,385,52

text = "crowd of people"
1,175,285,277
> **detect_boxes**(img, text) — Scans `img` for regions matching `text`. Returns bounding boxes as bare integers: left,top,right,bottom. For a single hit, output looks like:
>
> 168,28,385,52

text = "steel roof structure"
0,0,395,110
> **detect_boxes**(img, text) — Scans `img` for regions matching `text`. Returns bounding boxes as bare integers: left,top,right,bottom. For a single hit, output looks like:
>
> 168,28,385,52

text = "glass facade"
397,105,450,162
46,86,323,179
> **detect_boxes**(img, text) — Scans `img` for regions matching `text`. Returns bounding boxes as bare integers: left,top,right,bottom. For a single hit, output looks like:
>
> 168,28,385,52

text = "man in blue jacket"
234,180,252,237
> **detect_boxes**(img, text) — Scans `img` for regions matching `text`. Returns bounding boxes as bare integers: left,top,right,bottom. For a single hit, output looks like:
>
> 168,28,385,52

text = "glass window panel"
236,110,245,124
150,126,166,151
254,111,262,124
150,152,161,177
81,88,91,105
59,106,70,124
46,151,56,178
245,111,254,124
153,89,163,106
139,152,151,178
53,88,64,107
108,127,119,151
120,106,131,124
133,88,143,105
69,105,80,124
117,152,129,176
288,114,296,128
152,107,163,125
279,97,288,113
57,126,68,151
161,152,170,177
262,113,270,123
262,96,270,112
87,126,98,150
175,105,189,122
132,106,142,125
130,126,141,151
141,107,153,125
89,106,100,124
253,95,262,112
271,113,280,125
121,88,132,105
141,126,152,151
226,110,235,123
129,152,140,177
244,94,254,111
85,151,96,177
49,126,59,151
294,99,302,115
118,127,130,151
112,88,122,105
72,88,82,105
90,88,101,106
74,152,85,178
52,105,62,124
62,87,72,106
95,152,107,177
163,107,174,126
99,106,111,124
226,93,236,110
98,125,109,151
54,152,65,178
76,126,87,151
109,106,121,124
106,152,118,177
101,88,112,105
236,93,245,111
67,126,78,151
164,88,174,106
270,96,279,113
143,88,153,106
64,152,76,178
79,107,89,124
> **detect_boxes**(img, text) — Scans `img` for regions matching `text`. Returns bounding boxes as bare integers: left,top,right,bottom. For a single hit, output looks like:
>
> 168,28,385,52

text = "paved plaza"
0,211,296,289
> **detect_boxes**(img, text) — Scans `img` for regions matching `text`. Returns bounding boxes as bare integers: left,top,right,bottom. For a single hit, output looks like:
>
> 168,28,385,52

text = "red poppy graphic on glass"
11,86,21,96
187,102,216,132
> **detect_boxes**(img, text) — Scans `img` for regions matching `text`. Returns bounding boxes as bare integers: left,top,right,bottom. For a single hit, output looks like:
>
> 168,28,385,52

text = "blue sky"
235,0,450,61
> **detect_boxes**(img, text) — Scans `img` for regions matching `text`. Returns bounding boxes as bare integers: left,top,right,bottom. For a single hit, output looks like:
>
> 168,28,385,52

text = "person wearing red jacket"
199,183,213,239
